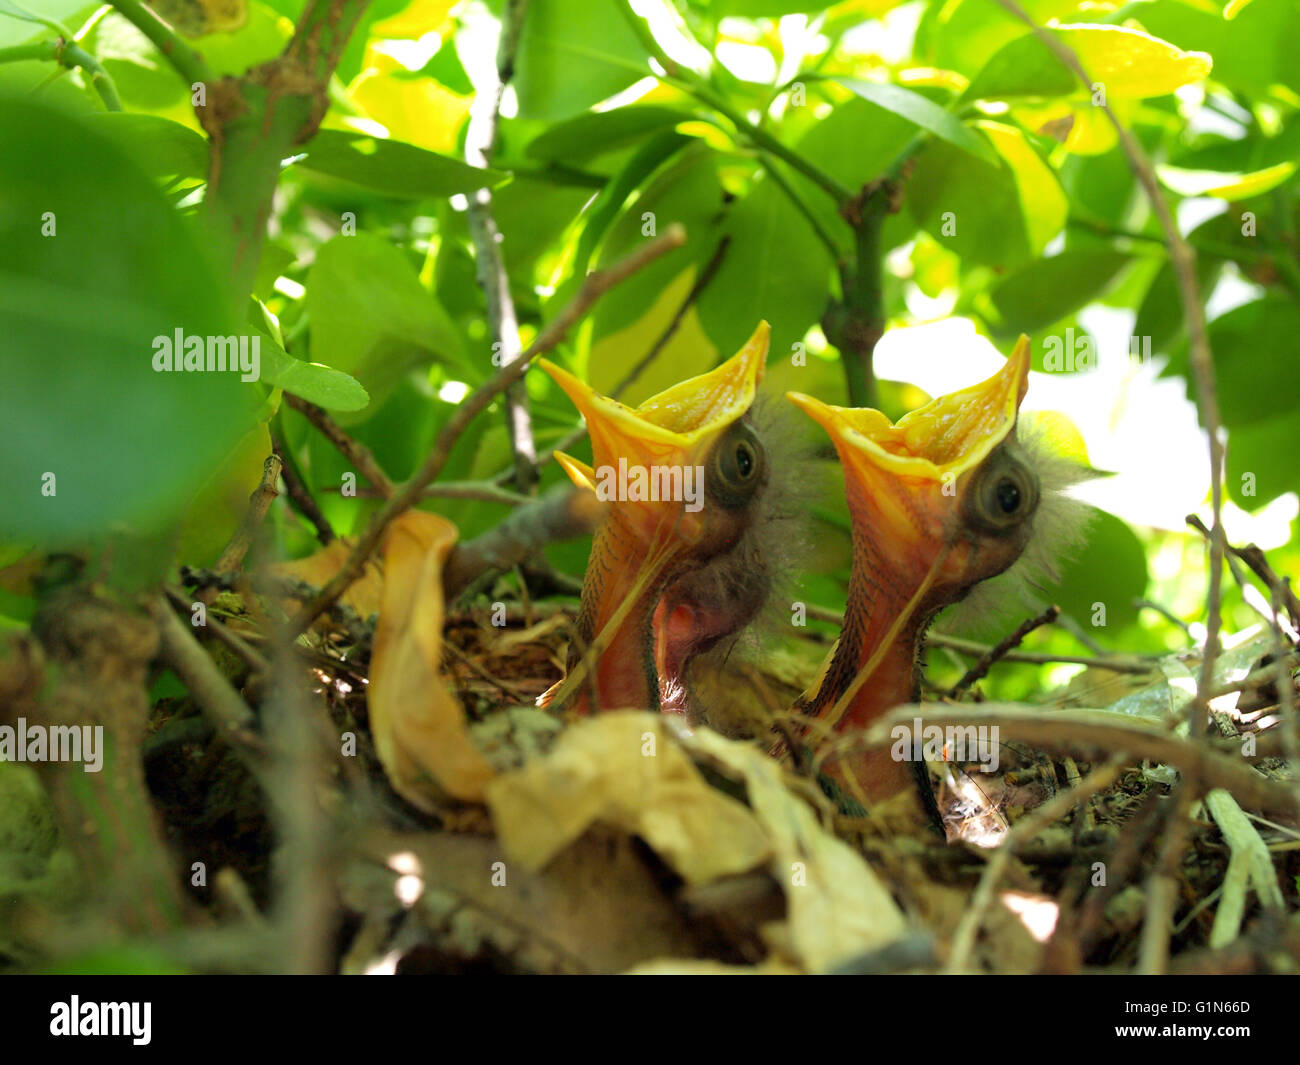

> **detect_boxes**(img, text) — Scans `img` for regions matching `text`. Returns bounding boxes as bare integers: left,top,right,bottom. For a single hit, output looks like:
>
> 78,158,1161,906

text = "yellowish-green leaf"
1156,161,1296,200
966,24,1212,101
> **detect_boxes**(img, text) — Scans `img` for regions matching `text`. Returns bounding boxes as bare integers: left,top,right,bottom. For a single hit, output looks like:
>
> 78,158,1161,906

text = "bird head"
786,336,1055,805
789,335,1037,620
539,322,771,714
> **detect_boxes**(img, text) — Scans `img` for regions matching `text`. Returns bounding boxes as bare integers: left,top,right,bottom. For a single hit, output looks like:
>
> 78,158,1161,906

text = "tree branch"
466,0,536,492
289,224,688,633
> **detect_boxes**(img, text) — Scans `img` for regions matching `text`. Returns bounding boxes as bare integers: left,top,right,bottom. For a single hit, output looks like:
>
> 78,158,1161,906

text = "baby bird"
540,323,782,715
786,337,1090,812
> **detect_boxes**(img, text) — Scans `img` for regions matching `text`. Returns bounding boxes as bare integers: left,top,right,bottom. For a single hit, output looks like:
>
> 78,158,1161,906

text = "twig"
991,0,1227,755
213,453,282,576
151,596,267,774
948,604,1060,695
443,485,604,600
164,585,268,674
609,236,731,399
107,0,211,86
466,0,536,492
322,480,532,505
1135,598,1194,638
272,432,335,544
861,703,1300,817
807,600,1156,671
285,394,395,499
1138,779,1196,973
0,38,121,110
290,225,689,634
946,755,1127,972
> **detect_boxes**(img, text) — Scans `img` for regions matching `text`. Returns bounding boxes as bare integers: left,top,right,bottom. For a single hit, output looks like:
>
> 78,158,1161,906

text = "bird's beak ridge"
786,334,1031,484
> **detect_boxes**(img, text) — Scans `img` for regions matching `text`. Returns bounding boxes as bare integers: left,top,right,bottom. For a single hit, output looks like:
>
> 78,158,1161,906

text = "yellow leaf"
368,511,496,808
1056,24,1212,98
371,0,456,39
588,268,719,405
349,70,472,155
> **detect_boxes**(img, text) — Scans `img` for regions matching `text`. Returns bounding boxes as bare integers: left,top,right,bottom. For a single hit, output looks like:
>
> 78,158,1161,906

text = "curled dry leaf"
486,712,772,885
368,511,496,809
675,725,910,972
488,712,911,973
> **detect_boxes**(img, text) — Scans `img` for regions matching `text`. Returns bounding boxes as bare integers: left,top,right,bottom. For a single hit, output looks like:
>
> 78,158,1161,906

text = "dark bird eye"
965,449,1038,534
708,422,767,509
735,442,755,479
995,478,1021,514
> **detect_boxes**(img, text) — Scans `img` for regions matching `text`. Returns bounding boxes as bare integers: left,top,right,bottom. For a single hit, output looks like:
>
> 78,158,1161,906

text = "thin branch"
466,0,536,493
272,432,335,544
108,0,211,87
861,703,1300,817
991,0,1227,755
213,452,282,576
608,235,731,399
442,485,604,600
285,394,395,499
0,37,121,109
289,224,688,633
151,596,268,775
947,604,1061,695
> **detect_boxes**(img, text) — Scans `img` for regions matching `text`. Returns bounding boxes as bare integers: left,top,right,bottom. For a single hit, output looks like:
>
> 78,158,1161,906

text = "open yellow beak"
538,322,770,713
787,334,1030,484
540,321,769,535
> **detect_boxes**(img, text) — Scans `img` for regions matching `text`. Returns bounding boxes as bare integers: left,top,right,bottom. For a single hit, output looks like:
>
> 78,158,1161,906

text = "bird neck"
812,490,945,733
571,509,671,713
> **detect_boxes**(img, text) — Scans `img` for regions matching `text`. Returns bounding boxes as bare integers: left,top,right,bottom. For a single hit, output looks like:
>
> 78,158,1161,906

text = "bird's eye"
708,421,767,509
995,477,1021,514
966,449,1038,534
734,441,756,479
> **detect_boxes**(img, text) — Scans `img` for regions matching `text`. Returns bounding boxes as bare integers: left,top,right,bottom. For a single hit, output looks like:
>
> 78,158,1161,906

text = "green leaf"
258,333,369,412
587,145,725,347
965,24,1212,102
835,76,996,164
1133,256,1221,356
295,129,507,199
1227,414,1300,509
1206,296,1300,428
514,0,650,120
88,113,208,180
307,235,469,423
1136,0,1300,97
908,122,1065,269
0,99,259,545
990,249,1130,334
571,128,692,278
1050,508,1149,633
84,12,187,109
696,172,833,360
526,105,693,163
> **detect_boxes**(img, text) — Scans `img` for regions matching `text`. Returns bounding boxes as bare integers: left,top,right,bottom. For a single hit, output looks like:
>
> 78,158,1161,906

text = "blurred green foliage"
1,0,1298,699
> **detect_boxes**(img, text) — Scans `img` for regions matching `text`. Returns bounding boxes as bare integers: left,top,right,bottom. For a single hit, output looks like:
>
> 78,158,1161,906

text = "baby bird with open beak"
787,337,1089,812
539,323,780,716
